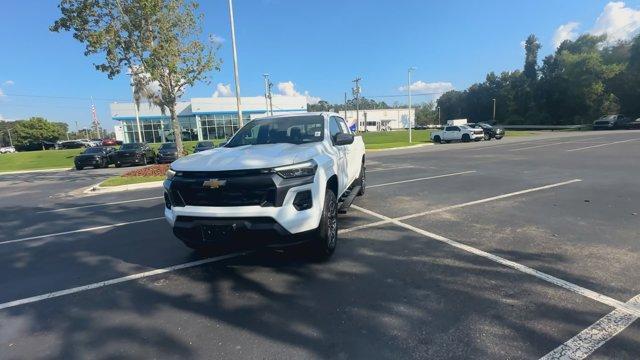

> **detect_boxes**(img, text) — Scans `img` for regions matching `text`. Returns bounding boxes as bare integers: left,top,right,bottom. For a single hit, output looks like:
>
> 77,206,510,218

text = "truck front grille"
169,169,277,207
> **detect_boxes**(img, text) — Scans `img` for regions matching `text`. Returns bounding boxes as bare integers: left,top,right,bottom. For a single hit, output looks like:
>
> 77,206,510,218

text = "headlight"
166,169,176,180
274,160,317,179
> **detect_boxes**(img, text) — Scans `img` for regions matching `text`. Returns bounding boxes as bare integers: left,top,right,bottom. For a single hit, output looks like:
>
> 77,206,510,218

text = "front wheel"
75,165,83,170
484,133,491,141
462,134,471,142
308,189,338,261
432,135,441,144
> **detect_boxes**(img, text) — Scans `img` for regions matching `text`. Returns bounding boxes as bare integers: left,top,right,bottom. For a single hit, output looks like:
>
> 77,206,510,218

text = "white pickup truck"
164,112,366,260
430,125,484,143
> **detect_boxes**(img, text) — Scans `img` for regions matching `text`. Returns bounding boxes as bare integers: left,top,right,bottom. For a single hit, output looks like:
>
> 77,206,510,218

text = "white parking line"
339,179,582,234
36,196,163,214
540,294,640,360
0,252,247,311
509,138,605,151
351,204,640,317
0,217,164,246
368,170,476,189
567,138,639,152
367,165,416,173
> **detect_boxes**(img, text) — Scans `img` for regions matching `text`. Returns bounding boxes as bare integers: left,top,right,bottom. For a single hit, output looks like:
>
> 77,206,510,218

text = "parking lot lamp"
492,98,496,122
228,0,243,128
408,67,416,143
7,128,12,147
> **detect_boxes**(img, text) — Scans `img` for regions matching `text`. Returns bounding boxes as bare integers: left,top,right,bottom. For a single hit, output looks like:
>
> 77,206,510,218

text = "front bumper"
164,172,325,245
470,133,484,140
75,157,102,166
156,154,178,163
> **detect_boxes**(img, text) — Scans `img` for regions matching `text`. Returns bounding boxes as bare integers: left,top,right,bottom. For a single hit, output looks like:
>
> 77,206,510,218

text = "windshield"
600,115,617,121
83,147,104,154
226,115,324,148
159,143,176,150
120,143,142,150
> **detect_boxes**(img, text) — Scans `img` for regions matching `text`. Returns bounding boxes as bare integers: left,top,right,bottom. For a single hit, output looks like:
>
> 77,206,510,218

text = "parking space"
1,130,639,358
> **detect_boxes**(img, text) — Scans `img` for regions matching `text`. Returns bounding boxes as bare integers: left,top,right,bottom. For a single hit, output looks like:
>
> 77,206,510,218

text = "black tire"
75,165,83,170
433,135,441,144
484,133,491,141
115,163,122,168
495,135,503,140
93,164,100,169
462,134,471,142
357,164,366,196
308,189,338,261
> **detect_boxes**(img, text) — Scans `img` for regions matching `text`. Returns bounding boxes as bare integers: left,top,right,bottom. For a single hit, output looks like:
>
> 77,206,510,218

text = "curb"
367,143,432,152
85,180,164,194
0,168,71,175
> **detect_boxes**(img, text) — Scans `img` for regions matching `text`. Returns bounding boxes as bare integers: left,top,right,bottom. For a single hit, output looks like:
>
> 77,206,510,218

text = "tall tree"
523,34,541,82
12,117,66,146
51,0,218,155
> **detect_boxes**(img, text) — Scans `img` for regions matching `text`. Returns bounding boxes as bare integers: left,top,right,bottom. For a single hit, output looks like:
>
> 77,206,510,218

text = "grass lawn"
100,175,166,187
0,149,82,172
361,130,431,149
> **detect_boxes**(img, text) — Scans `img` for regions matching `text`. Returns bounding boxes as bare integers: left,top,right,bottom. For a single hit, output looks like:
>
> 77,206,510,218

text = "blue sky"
1,0,639,129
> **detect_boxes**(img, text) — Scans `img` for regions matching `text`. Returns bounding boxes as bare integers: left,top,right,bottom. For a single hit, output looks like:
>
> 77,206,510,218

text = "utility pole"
75,121,79,140
344,92,347,123
352,77,361,132
268,81,274,116
492,98,496,122
262,74,270,115
228,0,243,127
408,67,416,143
437,106,441,125
7,128,13,147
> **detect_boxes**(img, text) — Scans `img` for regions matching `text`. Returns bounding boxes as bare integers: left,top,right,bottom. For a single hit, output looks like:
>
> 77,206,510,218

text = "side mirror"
334,133,354,146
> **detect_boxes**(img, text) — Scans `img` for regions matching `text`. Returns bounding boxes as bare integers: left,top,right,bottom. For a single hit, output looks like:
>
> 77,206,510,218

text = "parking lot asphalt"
1,130,639,359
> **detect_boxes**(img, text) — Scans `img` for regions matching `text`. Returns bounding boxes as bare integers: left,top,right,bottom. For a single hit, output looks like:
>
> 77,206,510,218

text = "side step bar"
338,185,361,214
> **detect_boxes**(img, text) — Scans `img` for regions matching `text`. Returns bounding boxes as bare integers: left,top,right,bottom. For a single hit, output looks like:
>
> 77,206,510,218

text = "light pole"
129,75,144,143
262,74,270,115
408,67,416,143
436,106,441,125
6,128,13,147
352,78,361,132
492,98,496,122
228,0,243,128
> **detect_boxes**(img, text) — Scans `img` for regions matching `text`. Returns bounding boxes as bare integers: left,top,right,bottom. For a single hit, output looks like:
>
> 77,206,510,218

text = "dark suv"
593,115,631,130
114,143,156,167
156,143,179,164
74,146,115,170
467,123,504,140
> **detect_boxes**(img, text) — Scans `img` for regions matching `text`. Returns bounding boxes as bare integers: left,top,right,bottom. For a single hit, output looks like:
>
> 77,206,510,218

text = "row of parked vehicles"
73,141,215,170
430,122,505,144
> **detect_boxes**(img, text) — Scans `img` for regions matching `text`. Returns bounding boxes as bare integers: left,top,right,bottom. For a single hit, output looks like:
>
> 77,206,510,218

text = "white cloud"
276,81,321,105
0,88,5,98
398,81,454,94
553,22,580,48
3,80,14,86
212,83,233,97
591,1,640,45
210,34,225,46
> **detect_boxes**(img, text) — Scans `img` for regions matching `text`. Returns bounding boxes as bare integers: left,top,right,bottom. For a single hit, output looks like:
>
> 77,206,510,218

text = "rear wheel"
115,163,122,168
462,134,471,142
75,165,83,170
308,189,338,261
433,135,441,144
484,133,491,141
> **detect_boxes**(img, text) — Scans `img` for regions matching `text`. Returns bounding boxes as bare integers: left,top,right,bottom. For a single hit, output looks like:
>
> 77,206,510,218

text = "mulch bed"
121,164,170,177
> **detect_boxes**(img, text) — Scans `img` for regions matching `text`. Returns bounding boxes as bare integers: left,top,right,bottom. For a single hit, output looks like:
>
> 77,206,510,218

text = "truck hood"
171,142,323,172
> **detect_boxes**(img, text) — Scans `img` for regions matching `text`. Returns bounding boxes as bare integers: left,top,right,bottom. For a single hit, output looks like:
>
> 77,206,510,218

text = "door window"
329,117,344,142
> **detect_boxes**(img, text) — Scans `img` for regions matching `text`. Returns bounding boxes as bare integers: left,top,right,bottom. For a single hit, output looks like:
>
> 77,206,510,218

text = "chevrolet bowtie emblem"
202,179,226,189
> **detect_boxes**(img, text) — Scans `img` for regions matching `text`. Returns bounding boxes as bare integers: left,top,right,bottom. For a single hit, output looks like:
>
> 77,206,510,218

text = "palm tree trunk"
170,105,184,156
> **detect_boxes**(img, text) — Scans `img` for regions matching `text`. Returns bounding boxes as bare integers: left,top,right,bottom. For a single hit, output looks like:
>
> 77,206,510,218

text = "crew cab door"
443,126,460,140
329,116,349,196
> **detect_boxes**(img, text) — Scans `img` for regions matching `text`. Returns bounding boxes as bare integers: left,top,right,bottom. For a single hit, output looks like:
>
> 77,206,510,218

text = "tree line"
0,117,111,147
437,33,640,125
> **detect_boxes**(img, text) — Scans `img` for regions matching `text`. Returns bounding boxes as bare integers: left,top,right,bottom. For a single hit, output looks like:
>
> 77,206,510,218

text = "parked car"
58,140,88,149
113,142,156,167
17,140,57,151
193,141,215,153
430,125,484,143
0,146,16,154
467,123,504,140
102,138,117,146
164,112,366,259
74,146,115,170
593,115,632,130
156,143,179,164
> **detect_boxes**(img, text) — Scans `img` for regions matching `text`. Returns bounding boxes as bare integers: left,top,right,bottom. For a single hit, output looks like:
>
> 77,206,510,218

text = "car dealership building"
110,96,307,143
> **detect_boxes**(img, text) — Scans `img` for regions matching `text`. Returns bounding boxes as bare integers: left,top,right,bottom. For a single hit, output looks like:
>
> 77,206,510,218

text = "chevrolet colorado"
164,113,366,259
